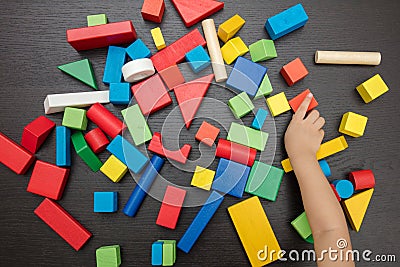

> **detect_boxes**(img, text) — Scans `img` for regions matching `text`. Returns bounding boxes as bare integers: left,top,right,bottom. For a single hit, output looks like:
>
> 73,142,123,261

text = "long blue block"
110,83,132,104
251,108,269,130
332,180,354,199
126,39,152,60
56,126,71,167
318,159,331,177
177,191,224,253
226,57,267,97
185,45,211,73
152,241,163,266
103,46,126,84
94,192,118,212
265,3,308,40
123,155,165,217
107,135,149,174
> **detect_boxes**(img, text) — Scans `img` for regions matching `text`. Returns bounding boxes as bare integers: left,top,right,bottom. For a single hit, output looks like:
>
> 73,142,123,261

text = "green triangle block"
255,74,273,99
58,59,98,89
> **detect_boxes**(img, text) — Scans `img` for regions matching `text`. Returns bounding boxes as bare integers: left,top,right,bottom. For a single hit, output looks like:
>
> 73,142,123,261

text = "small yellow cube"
100,155,128,183
221,37,248,65
339,112,368,137
266,92,291,117
218,14,245,43
150,27,166,50
191,166,215,191
356,74,389,103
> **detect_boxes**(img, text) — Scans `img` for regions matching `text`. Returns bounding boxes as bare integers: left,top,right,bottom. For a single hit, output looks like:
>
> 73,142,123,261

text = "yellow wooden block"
339,112,368,137
151,27,166,50
228,196,281,266
191,166,215,191
266,92,291,117
356,74,389,103
342,188,374,232
100,155,128,182
220,37,248,64
218,14,245,43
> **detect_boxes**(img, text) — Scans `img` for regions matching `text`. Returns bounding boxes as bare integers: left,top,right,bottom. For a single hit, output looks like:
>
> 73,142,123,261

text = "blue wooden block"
265,3,308,40
318,159,331,177
212,158,251,198
56,126,71,167
177,191,224,253
126,39,152,60
251,108,269,130
185,45,211,73
103,46,126,84
332,180,354,199
152,241,163,266
110,83,132,104
226,57,267,97
94,192,118,212
106,135,148,174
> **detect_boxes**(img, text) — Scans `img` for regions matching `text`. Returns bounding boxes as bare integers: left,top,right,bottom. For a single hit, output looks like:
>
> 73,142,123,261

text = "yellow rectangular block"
220,37,248,64
151,27,166,50
191,166,215,191
218,14,245,43
100,155,128,182
266,92,291,117
228,196,281,266
339,112,368,137
356,74,389,103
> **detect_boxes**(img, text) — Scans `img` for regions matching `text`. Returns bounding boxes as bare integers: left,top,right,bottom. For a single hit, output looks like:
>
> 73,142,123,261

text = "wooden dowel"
315,50,381,65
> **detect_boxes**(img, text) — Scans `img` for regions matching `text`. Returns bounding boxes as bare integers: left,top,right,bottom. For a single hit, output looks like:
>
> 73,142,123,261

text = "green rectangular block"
121,104,152,146
71,131,103,172
87,14,108,27
255,74,273,99
249,39,277,62
62,107,88,130
96,245,121,267
158,240,176,266
291,211,312,240
228,91,255,119
227,122,268,151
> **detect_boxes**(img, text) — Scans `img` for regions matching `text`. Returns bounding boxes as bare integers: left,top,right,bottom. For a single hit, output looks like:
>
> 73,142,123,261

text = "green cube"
158,240,176,266
228,92,255,119
255,74,273,99
291,212,313,241
71,132,103,172
87,14,108,27
227,122,268,151
121,104,152,146
62,107,87,130
249,39,277,62
96,245,121,267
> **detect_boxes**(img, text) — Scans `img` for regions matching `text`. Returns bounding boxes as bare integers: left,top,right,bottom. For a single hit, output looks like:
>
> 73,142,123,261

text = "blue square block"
56,126,71,167
185,45,211,73
251,108,269,130
226,57,267,97
152,241,163,266
94,192,118,212
103,46,126,84
212,158,251,198
110,83,132,104
126,39,152,60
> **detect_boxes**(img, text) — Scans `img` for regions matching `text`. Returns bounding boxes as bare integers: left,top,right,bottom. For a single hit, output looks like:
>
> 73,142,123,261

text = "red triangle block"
174,74,214,128
171,0,224,27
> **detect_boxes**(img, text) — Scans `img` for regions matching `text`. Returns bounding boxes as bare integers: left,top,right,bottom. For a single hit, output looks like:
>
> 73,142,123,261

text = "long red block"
34,198,92,251
84,128,109,154
216,139,256,166
0,132,35,174
171,0,224,27
280,57,309,86
67,21,137,51
148,132,191,164
141,0,165,23
156,185,186,229
349,170,375,190
289,89,318,113
21,116,55,153
87,103,123,139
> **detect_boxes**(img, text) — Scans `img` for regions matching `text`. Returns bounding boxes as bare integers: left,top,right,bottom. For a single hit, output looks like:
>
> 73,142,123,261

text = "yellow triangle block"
342,188,374,232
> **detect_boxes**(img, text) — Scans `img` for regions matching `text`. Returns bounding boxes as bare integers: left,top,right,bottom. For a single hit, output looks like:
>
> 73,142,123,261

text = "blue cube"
126,39,152,60
251,108,269,130
110,83,132,104
151,241,163,266
185,45,211,73
103,46,126,84
94,192,118,212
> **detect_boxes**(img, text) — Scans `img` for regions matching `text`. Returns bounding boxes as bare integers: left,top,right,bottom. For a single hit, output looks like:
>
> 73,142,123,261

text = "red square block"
280,57,309,86
21,116,55,153
27,160,70,200
141,0,165,23
0,132,35,174
195,121,220,146
156,185,186,229
159,65,185,90
289,89,318,112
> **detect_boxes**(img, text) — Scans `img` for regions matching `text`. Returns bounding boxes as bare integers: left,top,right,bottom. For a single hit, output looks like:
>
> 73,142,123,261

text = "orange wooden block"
289,89,318,112
195,121,220,146
280,58,308,86
141,0,165,23
159,65,185,90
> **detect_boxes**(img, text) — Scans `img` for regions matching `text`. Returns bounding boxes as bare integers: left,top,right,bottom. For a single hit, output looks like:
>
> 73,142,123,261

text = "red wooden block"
195,121,220,146
141,0,165,23
174,74,214,129
148,132,192,164
66,21,137,51
34,198,92,251
21,116,55,153
288,89,318,113
131,74,172,115
156,185,186,229
159,65,185,90
0,132,35,174
171,0,224,27
349,170,375,191
27,160,70,200
330,184,341,202
216,139,256,166
87,103,123,139
84,128,109,154
280,57,309,86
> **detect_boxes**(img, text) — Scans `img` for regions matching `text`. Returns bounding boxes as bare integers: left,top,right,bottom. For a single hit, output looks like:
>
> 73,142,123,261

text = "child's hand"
284,93,325,159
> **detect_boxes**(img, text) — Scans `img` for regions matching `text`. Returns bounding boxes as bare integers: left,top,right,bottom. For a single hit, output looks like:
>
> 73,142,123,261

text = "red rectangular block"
21,116,55,153
141,0,165,23
288,89,318,113
156,185,186,229
0,132,35,174
34,198,92,251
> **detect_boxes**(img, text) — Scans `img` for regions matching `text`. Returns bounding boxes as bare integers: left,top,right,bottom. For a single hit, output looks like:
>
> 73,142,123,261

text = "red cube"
21,116,55,153
195,121,220,146
280,58,309,86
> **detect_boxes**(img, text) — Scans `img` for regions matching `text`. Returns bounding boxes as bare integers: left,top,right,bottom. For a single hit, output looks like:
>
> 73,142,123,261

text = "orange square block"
159,65,185,90
289,89,318,112
280,58,308,86
195,121,220,146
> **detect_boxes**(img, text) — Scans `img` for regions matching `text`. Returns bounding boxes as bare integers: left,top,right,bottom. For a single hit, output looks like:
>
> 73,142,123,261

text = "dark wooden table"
1,1,399,266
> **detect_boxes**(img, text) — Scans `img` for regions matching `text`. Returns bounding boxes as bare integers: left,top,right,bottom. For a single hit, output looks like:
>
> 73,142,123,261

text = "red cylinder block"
330,184,341,202
348,170,375,190
215,139,256,166
84,128,109,154
86,103,123,139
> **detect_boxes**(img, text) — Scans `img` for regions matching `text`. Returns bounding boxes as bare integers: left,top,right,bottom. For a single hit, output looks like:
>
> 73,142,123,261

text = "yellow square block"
356,74,389,103
191,166,215,191
218,14,246,43
339,112,368,137
266,92,291,116
151,27,166,50
220,37,248,64
100,155,128,182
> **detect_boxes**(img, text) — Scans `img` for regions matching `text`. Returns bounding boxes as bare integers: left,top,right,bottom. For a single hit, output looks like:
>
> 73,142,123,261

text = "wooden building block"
249,39,277,62
291,211,312,240
21,116,55,153
185,45,211,73
110,83,131,105
151,27,166,50
318,159,331,177
266,92,291,117
126,39,152,60
87,103,123,139
58,59,97,89
251,108,268,130
56,126,71,167
254,73,273,99
122,58,155,83
228,196,281,266
84,128,109,154
339,112,368,137
227,122,268,151
159,65,185,90
100,155,128,183
289,89,318,112
71,131,103,172
215,138,256,166
94,192,118,212
356,74,389,103
156,186,187,229
342,188,374,232
121,104,152,146
34,198,92,251
96,245,121,267
191,166,215,190
332,180,354,199
171,0,224,27
148,132,192,164
280,57,309,86
141,0,165,23
218,14,245,43
62,107,88,130
0,132,35,174
221,37,249,65
349,170,375,190
227,91,254,119
159,240,176,266
87,14,107,27
103,46,126,84
195,121,220,146
152,241,163,266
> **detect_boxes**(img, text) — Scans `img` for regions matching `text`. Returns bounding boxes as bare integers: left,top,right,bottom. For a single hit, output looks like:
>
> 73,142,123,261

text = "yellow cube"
150,27,166,50
356,74,389,103
221,37,249,64
100,155,128,183
266,92,291,117
339,112,368,137
218,14,245,43
191,166,215,191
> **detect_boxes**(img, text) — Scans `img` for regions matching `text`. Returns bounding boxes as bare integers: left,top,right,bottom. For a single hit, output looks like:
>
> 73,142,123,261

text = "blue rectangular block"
94,192,118,212
56,126,71,167
251,108,269,130
185,45,211,73
110,83,132,104
152,241,163,266
126,39,152,60
177,191,224,253
103,46,126,84
226,57,267,97
265,3,308,40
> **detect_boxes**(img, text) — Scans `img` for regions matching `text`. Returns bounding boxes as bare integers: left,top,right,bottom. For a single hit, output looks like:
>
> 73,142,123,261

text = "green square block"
255,74,273,99
227,122,268,151
71,131,103,172
62,107,88,130
87,14,108,27
158,240,176,266
121,104,152,146
291,212,312,240
96,245,121,267
249,39,277,62
245,161,284,201
228,92,255,119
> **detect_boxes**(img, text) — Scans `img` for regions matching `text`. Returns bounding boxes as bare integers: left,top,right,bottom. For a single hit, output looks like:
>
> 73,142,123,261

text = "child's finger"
306,109,320,124
314,116,325,129
294,93,313,120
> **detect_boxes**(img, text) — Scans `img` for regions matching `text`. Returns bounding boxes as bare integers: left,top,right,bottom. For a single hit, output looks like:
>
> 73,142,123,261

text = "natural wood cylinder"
315,50,381,65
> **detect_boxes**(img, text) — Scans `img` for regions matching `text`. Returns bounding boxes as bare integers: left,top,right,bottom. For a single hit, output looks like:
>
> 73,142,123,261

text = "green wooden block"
96,245,121,267
305,235,314,244
121,104,152,146
291,211,312,240
158,240,176,265
87,14,108,27
62,107,88,130
227,122,268,151
71,131,103,172
255,74,273,99
245,161,284,201
58,59,98,89
227,92,255,119
249,39,277,62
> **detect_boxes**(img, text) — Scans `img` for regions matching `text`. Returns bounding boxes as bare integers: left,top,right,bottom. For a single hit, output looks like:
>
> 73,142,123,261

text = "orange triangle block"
174,74,214,129
171,0,224,27
342,188,374,232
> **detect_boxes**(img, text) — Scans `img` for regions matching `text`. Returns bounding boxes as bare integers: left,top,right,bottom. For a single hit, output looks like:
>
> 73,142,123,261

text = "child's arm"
284,93,354,266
